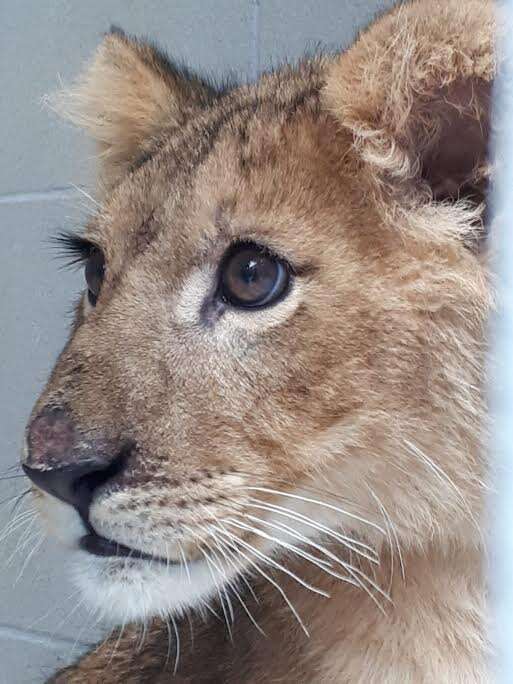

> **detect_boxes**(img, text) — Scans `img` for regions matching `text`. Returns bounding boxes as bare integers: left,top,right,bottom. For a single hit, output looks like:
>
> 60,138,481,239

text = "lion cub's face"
23,3,493,625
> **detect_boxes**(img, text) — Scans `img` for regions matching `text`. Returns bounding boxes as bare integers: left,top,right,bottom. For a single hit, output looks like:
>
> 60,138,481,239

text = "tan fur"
49,29,217,190
26,1,497,681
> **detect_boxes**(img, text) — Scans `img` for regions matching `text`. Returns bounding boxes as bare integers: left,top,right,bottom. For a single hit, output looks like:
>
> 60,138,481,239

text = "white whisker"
231,512,390,613
367,486,405,583
242,486,386,536
197,526,266,637
212,526,310,637
213,524,330,599
14,531,45,585
404,438,481,535
239,513,364,587
170,614,180,675
184,527,233,641
69,183,101,208
247,499,379,562
225,516,355,588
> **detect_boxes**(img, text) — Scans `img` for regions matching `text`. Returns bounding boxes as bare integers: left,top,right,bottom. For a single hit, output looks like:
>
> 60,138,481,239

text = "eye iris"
221,245,289,308
85,248,105,306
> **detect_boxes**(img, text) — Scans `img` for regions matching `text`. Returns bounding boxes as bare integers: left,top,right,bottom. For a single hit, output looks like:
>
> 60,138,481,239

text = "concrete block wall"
0,1,395,681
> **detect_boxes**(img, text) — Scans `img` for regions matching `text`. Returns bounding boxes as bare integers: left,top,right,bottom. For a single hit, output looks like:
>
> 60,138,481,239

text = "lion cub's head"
23,0,494,624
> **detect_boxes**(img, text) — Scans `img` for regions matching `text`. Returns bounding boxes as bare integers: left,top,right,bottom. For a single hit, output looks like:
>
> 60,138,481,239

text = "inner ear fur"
50,28,218,190
324,0,496,214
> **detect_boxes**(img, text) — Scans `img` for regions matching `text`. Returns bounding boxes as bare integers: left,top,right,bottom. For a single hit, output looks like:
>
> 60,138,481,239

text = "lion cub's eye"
85,247,105,307
219,242,291,309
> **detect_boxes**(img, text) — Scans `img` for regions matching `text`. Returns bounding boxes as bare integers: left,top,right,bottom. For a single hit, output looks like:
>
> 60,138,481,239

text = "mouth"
79,531,176,565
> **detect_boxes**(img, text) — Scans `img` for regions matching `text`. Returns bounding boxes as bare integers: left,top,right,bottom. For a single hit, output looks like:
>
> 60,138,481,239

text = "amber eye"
85,247,105,306
219,242,291,309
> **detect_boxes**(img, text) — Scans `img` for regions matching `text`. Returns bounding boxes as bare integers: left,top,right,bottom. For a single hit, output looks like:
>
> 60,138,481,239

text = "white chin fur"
38,494,242,624
72,551,238,624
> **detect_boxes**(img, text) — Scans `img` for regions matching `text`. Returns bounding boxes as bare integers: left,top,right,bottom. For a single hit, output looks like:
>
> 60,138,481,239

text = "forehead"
89,65,357,273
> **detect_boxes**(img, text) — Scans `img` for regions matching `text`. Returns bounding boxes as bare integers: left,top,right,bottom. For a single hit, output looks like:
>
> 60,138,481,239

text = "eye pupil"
220,243,290,309
241,259,258,284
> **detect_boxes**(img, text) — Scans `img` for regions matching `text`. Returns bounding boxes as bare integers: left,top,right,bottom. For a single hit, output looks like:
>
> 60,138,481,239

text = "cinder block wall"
0,1,395,681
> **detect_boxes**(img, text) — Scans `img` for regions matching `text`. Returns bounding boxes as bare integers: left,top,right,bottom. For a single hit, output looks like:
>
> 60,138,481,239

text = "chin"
72,553,228,625
37,492,242,624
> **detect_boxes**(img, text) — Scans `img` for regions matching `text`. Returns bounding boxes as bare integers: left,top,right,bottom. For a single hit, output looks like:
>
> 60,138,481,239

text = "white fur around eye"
173,266,216,325
219,279,303,332
173,266,303,331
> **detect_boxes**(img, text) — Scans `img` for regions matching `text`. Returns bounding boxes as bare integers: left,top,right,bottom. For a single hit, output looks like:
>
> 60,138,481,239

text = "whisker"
209,532,260,605
192,504,261,606
231,505,391,612
228,514,390,612
238,513,364,587
236,472,375,517
186,531,233,642
136,616,148,653
0,509,36,545
197,527,266,637
213,524,330,599
185,609,195,653
226,516,341,578
170,615,180,675
14,531,45,585
211,525,310,637
247,499,379,562
52,592,90,639
177,541,192,584
0,488,31,509
6,524,38,571
367,486,405,583
107,611,129,667
28,586,83,630
164,618,173,671
69,183,102,208
404,438,482,537
242,486,386,536
69,602,102,659
203,549,235,638
198,538,237,627
0,463,23,478
10,489,34,517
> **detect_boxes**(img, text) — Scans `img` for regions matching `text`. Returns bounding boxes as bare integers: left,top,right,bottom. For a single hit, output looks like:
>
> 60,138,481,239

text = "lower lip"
79,533,173,565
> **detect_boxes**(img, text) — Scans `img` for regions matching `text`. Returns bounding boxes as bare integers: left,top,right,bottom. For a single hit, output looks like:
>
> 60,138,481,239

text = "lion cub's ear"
324,0,496,217
51,28,216,190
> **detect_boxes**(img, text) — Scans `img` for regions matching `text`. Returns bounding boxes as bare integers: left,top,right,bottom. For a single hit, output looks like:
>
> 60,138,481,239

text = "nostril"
23,462,100,521
23,449,130,528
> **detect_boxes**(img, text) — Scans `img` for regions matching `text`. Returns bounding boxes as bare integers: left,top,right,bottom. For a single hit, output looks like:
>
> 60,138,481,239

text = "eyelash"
52,231,97,268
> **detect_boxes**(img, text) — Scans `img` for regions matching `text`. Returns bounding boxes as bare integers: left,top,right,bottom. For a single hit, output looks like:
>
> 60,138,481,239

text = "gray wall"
0,1,396,681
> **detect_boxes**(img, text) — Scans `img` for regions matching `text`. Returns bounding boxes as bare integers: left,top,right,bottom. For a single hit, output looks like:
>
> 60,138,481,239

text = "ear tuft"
48,29,217,190
324,0,496,210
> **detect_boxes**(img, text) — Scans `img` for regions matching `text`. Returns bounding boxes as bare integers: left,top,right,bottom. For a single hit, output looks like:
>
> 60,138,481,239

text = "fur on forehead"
323,0,496,243
50,1,497,258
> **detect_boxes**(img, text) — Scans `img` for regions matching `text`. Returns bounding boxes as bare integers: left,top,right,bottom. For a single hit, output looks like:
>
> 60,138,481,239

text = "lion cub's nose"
23,406,128,521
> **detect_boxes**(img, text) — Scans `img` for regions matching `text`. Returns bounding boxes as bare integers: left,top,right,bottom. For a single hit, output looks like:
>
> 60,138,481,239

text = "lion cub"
23,1,494,681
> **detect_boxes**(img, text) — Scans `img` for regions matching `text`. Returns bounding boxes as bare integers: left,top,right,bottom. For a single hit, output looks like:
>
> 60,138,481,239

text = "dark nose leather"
24,406,127,523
